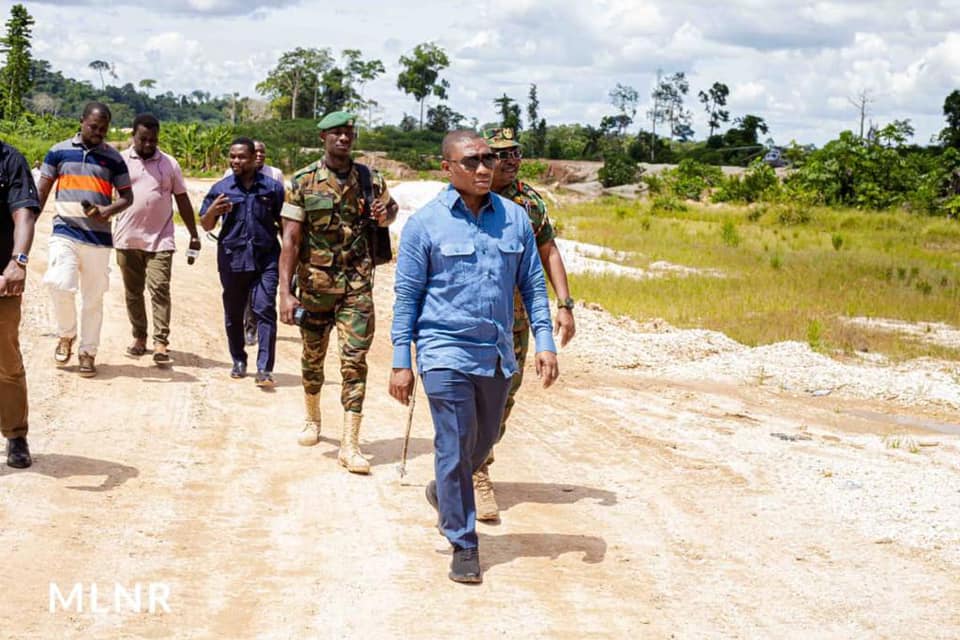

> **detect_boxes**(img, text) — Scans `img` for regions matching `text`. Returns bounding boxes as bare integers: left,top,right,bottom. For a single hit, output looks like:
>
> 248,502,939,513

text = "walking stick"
396,375,417,481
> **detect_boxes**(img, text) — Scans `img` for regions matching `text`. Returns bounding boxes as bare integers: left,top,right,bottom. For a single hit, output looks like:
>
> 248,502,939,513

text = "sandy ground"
2,182,959,639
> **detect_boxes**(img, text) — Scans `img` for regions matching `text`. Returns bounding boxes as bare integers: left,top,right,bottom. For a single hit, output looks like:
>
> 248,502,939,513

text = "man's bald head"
442,129,483,160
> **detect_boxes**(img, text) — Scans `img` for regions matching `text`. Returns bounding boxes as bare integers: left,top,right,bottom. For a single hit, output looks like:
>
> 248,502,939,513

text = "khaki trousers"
116,249,174,346
0,295,28,439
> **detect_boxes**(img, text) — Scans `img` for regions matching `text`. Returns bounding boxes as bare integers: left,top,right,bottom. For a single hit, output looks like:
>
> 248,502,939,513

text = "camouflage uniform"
281,161,392,413
498,179,554,441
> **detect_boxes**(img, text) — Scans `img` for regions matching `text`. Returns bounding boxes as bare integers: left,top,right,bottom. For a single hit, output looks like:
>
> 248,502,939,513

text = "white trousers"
43,236,111,356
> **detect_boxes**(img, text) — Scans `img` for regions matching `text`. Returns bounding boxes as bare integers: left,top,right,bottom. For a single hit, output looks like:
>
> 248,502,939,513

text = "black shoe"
449,546,482,584
255,371,275,388
230,361,247,379
6,437,32,469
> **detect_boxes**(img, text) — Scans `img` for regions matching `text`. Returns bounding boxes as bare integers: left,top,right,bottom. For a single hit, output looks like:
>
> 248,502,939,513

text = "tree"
698,81,730,138
399,113,418,132
939,90,960,149
88,60,111,91
725,114,769,146
396,42,450,130
256,47,332,119
343,48,384,120
493,93,521,131
525,83,547,157
426,103,464,132
27,91,58,116
647,72,691,157
0,3,33,119
609,83,638,135
848,89,873,139
138,78,156,95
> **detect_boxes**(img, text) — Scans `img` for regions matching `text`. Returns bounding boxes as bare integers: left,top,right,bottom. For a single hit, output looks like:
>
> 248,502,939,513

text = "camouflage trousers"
300,286,374,413
496,324,530,445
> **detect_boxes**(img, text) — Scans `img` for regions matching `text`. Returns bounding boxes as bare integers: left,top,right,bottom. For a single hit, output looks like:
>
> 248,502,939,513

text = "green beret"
317,111,357,131
482,127,519,149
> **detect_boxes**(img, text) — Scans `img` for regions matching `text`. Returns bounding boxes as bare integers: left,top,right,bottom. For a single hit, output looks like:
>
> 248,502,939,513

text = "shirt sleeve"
169,156,188,195
5,147,40,215
40,148,60,181
524,186,555,247
199,185,220,218
391,215,429,369
281,176,306,222
516,211,557,354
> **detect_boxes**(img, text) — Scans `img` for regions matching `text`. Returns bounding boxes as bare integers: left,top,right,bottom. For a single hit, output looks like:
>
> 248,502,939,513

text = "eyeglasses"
454,153,498,172
495,149,522,161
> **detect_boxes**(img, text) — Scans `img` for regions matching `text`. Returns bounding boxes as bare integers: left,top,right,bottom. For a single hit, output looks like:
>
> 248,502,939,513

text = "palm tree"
89,60,110,91
139,78,156,96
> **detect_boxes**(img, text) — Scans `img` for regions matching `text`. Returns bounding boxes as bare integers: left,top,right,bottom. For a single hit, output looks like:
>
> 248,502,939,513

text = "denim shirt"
391,184,556,378
200,172,284,273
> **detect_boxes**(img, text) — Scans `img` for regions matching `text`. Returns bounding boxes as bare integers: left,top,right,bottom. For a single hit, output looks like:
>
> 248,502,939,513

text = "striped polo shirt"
40,134,132,247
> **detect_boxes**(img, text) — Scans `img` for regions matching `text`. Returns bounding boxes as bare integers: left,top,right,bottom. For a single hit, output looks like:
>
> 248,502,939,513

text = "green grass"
556,198,960,361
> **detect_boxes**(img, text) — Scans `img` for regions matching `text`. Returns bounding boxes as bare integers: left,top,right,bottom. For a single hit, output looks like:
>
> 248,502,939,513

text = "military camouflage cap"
482,127,520,149
317,110,357,131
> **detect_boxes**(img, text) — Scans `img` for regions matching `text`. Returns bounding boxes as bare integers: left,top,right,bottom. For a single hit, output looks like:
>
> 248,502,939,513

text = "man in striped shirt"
37,102,134,377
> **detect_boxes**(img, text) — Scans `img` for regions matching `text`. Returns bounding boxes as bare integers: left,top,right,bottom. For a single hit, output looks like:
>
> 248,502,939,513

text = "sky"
8,0,960,146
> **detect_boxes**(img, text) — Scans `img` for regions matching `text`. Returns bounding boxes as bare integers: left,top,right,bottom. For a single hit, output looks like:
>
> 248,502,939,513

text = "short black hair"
230,137,256,155
82,101,112,121
442,129,482,160
133,113,160,133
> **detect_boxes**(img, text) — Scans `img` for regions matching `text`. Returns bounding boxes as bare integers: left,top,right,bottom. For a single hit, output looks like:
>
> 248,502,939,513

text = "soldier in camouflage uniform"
476,127,576,518
278,111,398,474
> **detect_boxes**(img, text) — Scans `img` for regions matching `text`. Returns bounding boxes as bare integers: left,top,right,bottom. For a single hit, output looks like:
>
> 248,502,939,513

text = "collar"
71,133,107,153
230,170,266,191
126,146,162,162
442,183,494,215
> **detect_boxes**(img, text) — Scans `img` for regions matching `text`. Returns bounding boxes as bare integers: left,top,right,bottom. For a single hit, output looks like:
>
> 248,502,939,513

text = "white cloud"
7,0,960,145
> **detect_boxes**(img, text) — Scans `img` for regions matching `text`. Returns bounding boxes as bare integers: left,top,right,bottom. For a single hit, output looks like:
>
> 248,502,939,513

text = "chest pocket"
439,242,476,278
498,241,523,275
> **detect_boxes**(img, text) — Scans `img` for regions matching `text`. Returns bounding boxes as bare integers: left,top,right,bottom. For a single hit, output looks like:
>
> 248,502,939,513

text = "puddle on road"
844,409,960,436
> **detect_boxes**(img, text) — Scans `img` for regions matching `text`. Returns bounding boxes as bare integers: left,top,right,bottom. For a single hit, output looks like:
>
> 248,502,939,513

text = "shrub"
598,151,639,187
831,233,844,251
721,220,741,247
518,159,549,182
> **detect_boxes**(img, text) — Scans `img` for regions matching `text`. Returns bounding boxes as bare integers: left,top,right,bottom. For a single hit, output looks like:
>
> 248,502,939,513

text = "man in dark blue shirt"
200,137,284,386
0,140,41,468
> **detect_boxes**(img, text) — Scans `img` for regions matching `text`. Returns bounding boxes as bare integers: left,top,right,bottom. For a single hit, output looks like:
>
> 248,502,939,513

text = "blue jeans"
422,368,511,549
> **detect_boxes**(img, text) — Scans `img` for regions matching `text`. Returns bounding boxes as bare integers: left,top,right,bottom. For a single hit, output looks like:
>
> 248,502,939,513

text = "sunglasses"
495,149,522,161
454,153,498,171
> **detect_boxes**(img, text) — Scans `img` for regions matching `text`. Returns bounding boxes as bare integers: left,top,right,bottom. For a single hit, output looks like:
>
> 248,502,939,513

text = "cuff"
392,344,412,369
533,330,557,354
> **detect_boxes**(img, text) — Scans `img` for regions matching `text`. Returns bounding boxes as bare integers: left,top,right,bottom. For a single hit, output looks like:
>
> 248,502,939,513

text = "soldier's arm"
278,220,302,325
538,239,575,347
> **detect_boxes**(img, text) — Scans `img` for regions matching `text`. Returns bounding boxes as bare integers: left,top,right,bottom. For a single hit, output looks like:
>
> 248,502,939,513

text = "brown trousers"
0,295,28,439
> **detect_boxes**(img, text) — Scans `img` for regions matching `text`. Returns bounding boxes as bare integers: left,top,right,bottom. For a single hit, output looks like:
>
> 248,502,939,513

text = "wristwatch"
557,296,575,310
12,253,28,267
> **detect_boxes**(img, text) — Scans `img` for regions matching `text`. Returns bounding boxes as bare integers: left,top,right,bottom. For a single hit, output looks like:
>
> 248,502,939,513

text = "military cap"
482,127,520,149
317,111,357,131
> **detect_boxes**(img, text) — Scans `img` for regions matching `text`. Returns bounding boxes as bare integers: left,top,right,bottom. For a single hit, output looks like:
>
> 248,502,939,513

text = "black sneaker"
449,546,482,584
230,361,247,379
6,437,32,469
255,371,275,389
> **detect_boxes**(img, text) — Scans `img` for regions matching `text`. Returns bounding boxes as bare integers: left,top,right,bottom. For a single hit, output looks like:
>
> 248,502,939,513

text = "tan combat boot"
473,463,499,521
297,391,322,446
337,412,370,474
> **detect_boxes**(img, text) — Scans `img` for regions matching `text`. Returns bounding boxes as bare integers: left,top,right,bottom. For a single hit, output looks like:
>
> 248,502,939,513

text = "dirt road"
2,205,959,639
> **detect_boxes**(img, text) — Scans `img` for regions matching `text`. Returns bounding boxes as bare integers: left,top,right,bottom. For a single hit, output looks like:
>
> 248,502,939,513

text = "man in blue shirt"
200,137,284,386
389,129,559,584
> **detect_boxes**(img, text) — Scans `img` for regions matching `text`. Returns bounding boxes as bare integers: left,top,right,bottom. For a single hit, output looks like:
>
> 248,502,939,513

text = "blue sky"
8,0,960,146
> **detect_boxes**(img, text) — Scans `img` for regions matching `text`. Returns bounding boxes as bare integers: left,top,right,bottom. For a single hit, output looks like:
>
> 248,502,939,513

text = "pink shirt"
114,147,188,252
